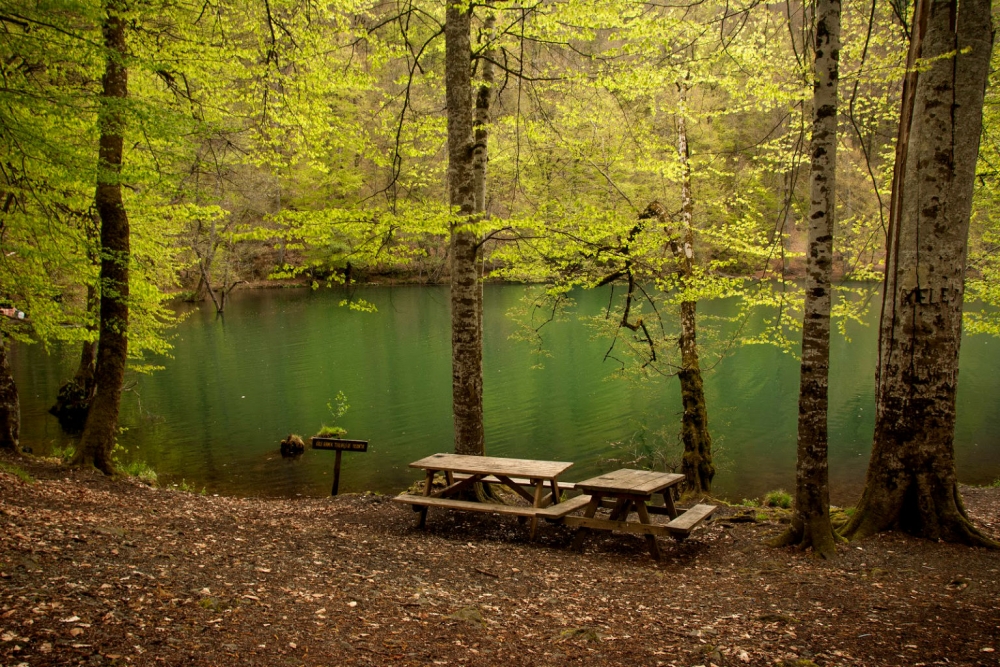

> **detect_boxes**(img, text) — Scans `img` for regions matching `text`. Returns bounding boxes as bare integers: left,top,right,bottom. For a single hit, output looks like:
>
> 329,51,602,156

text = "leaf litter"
1,456,999,666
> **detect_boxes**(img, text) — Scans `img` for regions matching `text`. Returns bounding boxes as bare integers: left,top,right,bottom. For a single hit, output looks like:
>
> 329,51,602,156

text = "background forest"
1,0,999,497
9,0,1000,348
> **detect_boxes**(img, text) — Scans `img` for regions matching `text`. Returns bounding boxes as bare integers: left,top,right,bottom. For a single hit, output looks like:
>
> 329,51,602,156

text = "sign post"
310,438,369,495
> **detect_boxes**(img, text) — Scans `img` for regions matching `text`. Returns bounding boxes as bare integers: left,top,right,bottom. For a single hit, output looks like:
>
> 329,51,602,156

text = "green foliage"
118,460,158,486
0,461,34,485
604,425,680,473
763,489,793,509
51,446,77,465
318,391,350,437
172,478,204,494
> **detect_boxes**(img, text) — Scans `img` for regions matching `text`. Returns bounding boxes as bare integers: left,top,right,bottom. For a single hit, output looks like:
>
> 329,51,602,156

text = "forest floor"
1,455,997,667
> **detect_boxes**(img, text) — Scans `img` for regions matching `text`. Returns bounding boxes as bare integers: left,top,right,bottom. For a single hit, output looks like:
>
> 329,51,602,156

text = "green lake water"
10,284,1000,504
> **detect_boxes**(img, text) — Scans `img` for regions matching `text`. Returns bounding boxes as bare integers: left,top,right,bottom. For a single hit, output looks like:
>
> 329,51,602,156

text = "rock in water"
280,434,305,458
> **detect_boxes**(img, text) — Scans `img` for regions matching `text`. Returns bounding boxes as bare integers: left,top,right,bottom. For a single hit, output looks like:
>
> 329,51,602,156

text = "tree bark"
844,0,997,547
50,285,98,432
0,334,19,453
73,0,129,475
675,87,714,495
447,1,485,456
774,0,840,557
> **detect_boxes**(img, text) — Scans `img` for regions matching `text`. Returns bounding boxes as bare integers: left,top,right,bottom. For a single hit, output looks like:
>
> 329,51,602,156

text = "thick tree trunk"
844,0,996,547
50,285,98,432
73,2,129,475
675,95,714,495
447,2,485,456
775,0,840,557
0,334,19,453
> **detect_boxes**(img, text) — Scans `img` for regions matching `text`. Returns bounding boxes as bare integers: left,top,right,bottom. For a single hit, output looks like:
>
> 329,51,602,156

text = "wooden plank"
453,473,577,491
562,515,671,537
393,494,539,517
575,469,685,495
634,501,662,560
665,504,717,535
409,453,573,479
494,474,536,504
536,494,592,518
430,474,482,499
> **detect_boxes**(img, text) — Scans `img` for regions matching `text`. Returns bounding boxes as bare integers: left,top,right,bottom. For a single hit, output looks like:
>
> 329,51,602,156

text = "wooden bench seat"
393,493,539,517
665,503,717,537
535,494,592,518
393,493,592,519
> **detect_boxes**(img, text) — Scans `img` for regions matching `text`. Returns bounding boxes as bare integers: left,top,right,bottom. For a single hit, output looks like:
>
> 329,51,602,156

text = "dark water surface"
11,285,1000,503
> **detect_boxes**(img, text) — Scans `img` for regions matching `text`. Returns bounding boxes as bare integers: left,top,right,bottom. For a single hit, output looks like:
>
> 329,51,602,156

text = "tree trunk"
73,1,129,475
844,0,997,547
774,0,841,558
675,88,714,495
50,285,98,432
447,1,485,456
0,334,19,454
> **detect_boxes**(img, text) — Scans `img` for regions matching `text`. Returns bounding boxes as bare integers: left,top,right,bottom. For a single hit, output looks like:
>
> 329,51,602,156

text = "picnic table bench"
393,456,717,557
566,469,717,559
392,453,578,539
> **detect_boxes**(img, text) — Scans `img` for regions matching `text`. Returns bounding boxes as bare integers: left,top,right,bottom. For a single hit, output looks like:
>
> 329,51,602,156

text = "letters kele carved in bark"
844,0,997,547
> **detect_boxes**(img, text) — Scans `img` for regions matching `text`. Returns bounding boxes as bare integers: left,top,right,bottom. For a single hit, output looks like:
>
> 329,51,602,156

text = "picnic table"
392,453,588,539
565,469,717,559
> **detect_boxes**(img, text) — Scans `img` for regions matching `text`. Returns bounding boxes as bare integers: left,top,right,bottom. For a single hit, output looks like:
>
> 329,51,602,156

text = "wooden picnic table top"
575,469,685,496
409,453,573,479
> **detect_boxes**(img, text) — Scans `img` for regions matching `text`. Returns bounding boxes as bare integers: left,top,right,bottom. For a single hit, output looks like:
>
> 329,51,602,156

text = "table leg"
635,501,662,560
663,488,678,519
529,479,546,540
571,494,603,551
417,469,435,528
607,497,631,521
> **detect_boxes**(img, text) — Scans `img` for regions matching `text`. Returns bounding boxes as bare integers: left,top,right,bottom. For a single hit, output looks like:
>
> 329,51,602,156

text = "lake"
10,284,1000,504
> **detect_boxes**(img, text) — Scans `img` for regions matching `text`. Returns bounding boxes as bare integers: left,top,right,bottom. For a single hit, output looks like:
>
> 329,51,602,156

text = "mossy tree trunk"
447,0,485,456
675,87,714,495
774,0,840,558
73,0,129,475
50,285,98,432
0,334,19,454
843,0,997,547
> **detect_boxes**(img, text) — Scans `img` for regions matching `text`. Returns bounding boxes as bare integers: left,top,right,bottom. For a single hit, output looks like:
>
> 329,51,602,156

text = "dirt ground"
1,455,998,667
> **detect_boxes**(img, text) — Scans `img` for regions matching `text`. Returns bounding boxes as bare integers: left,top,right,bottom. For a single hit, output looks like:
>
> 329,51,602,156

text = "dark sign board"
311,437,368,452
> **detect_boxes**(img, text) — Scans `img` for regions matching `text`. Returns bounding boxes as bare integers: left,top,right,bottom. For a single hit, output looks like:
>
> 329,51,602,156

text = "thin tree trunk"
0,334,19,453
73,0,129,475
774,0,840,557
844,0,997,547
447,1,485,456
675,86,714,495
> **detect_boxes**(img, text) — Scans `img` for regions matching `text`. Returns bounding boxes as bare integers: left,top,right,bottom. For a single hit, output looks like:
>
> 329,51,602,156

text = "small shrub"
51,445,76,463
0,462,34,484
740,498,760,507
763,489,793,509
119,460,158,485
316,425,347,438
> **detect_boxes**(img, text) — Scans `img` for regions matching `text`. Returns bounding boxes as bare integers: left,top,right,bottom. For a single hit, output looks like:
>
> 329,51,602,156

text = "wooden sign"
311,437,368,452
310,437,369,496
